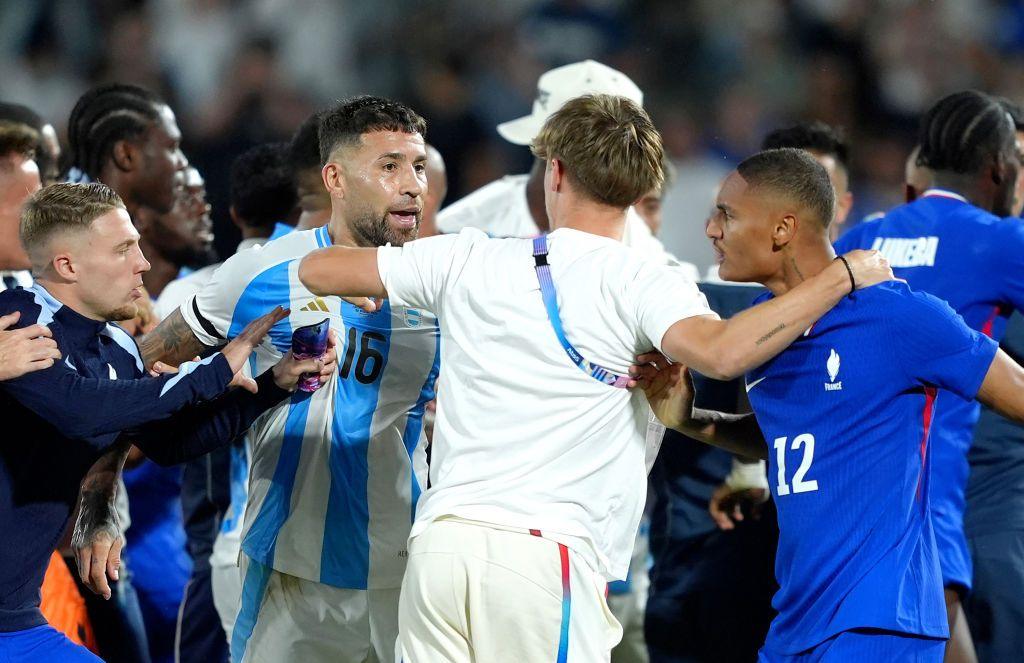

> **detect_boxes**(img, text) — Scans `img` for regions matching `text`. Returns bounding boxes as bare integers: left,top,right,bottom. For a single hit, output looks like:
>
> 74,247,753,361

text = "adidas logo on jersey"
300,298,330,313
870,236,938,268
824,348,842,391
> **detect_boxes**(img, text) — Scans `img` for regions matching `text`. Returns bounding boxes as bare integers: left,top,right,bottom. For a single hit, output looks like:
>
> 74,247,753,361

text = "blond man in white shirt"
298,94,891,662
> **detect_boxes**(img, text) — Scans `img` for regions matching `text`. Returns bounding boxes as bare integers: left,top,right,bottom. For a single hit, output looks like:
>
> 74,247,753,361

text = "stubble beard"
349,209,420,248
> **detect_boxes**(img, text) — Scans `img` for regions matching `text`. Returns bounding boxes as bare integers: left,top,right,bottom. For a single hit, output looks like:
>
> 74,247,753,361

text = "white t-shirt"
437,174,700,281
377,227,714,579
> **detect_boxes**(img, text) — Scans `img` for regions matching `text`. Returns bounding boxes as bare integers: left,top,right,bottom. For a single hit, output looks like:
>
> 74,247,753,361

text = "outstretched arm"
138,307,215,369
132,340,337,465
659,251,892,380
298,246,387,299
633,353,766,458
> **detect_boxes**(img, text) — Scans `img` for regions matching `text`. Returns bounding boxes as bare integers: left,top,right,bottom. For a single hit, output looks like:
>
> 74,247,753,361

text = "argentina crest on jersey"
404,306,423,328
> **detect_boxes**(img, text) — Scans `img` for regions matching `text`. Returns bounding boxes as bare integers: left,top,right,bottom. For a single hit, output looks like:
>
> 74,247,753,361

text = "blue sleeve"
893,288,998,400
131,369,289,466
994,218,1024,312
1,353,235,441
0,293,235,441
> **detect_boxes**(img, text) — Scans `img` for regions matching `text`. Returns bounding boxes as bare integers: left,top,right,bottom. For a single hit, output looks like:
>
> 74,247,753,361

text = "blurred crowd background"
4,0,1024,272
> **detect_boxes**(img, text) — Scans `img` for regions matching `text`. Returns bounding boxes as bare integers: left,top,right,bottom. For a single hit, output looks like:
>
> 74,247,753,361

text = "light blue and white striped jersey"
181,226,440,589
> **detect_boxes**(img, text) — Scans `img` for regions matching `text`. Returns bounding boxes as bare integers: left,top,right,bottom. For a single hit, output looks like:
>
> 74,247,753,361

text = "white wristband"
723,458,769,492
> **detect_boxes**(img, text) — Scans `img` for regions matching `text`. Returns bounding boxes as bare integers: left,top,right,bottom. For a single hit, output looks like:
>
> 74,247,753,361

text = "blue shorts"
758,630,944,663
0,624,102,663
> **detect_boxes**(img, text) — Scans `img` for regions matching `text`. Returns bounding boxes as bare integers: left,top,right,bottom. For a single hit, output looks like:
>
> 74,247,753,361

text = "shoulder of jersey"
224,227,317,268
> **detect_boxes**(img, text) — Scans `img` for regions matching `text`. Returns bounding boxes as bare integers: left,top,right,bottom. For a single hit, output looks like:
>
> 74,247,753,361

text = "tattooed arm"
73,308,254,595
659,251,891,381
138,308,218,369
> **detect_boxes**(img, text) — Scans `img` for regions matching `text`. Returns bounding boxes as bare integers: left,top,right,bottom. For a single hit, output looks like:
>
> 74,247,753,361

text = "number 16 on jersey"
774,434,819,496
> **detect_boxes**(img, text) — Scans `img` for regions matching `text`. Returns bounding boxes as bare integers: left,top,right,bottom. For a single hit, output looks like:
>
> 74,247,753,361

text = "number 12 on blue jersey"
774,434,819,496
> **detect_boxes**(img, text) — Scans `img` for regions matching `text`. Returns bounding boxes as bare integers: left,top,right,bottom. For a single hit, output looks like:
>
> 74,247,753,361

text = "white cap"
496,60,644,146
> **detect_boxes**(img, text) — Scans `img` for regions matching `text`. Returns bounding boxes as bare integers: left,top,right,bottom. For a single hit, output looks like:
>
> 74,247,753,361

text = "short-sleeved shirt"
745,281,997,653
181,226,441,590
377,227,714,579
834,190,1024,588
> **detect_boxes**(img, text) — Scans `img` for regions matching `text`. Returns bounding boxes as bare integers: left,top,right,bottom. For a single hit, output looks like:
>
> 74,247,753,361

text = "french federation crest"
825,349,842,391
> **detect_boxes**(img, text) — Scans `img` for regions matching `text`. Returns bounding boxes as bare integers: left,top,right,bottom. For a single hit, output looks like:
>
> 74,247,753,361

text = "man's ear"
52,251,77,282
549,158,563,192
772,213,798,248
111,139,138,173
323,161,345,200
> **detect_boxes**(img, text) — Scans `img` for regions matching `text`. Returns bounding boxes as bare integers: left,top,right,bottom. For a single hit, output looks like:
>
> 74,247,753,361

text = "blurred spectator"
0,102,61,185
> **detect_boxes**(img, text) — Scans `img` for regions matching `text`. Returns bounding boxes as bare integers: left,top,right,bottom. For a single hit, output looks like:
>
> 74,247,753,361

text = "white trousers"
398,518,622,662
210,557,242,652
230,554,399,663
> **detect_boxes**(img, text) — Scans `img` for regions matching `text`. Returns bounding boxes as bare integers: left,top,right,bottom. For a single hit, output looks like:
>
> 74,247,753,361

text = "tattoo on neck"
755,323,786,346
789,257,805,282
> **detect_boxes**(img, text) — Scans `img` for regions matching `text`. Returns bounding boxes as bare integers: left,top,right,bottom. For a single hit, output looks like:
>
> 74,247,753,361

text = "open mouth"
388,209,419,229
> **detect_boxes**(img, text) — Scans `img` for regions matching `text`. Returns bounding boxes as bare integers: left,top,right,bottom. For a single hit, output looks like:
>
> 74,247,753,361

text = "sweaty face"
334,131,427,247
0,155,41,270
705,171,780,283
136,104,187,214
73,209,151,321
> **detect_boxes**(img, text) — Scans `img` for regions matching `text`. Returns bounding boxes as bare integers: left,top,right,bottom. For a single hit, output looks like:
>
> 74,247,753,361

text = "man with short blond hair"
0,182,330,663
298,94,892,662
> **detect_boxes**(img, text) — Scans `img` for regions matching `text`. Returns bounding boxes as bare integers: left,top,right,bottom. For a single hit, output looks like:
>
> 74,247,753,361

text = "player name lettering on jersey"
869,236,939,268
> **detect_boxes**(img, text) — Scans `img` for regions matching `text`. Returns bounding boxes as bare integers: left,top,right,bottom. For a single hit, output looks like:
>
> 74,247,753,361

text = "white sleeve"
376,229,478,313
179,249,268,346
632,264,717,353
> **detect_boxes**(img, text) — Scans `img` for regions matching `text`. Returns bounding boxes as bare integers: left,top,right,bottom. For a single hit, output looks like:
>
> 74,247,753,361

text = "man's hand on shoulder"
0,311,61,381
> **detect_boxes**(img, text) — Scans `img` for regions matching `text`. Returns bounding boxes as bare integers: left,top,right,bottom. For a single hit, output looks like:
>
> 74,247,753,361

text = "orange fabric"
39,552,98,653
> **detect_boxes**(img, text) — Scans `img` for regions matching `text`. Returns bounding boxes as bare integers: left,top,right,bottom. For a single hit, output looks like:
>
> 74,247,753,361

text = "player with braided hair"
65,83,187,218
836,89,1024,663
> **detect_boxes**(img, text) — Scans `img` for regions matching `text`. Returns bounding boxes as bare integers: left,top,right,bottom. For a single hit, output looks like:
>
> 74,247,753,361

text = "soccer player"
111,96,439,663
638,146,1024,662
961,97,1024,663
833,90,1024,662
0,181,332,663
297,94,891,661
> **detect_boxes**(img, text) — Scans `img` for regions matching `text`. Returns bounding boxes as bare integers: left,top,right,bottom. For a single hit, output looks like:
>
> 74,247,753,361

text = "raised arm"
661,251,892,380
